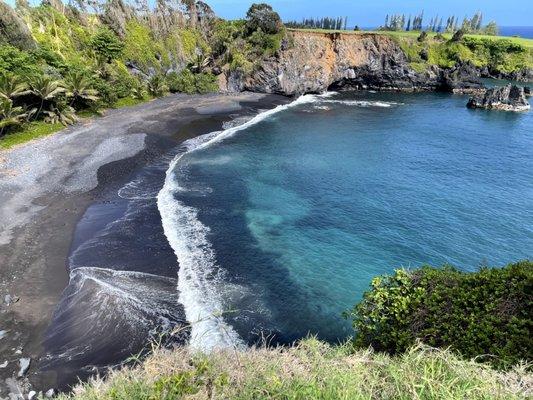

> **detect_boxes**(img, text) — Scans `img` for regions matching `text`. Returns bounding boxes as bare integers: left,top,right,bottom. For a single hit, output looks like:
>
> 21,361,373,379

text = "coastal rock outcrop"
439,61,485,94
467,84,530,111
230,31,483,96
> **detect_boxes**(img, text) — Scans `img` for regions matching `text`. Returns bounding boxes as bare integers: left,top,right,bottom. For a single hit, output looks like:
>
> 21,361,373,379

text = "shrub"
166,70,218,94
345,260,533,369
248,28,282,56
108,62,139,99
0,44,41,76
194,73,218,94
90,77,117,107
90,28,124,63
212,20,246,57
0,97,31,136
229,52,254,73
123,20,161,71
451,28,465,42
167,70,195,93
417,31,428,42
147,75,168,97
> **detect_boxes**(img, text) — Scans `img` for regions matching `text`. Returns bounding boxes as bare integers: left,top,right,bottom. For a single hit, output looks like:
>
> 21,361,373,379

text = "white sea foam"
322,100,402,108
157,94,324,351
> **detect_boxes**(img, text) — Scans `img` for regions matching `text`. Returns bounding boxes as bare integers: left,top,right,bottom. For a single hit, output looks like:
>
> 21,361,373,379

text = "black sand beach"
0,92,288,395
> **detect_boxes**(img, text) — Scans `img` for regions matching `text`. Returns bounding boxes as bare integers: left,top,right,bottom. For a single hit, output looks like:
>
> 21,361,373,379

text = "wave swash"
156,93,333,351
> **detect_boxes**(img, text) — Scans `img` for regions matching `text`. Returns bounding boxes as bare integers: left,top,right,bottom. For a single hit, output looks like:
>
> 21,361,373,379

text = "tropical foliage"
345,260,533,369
0,98,32,135
0,1,293,143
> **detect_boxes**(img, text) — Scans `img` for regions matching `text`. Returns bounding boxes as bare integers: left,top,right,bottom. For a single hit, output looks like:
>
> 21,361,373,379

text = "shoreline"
0,92,290,395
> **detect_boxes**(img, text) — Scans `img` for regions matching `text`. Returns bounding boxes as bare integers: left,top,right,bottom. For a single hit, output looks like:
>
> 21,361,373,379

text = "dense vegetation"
388,31,533,73
59,339,530,400
0,1,285,146
346,260,532,370
211,3,284,75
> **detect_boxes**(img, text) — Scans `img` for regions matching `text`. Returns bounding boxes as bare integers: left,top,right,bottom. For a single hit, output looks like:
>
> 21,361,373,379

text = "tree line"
285,17,349,31
381,11,498,36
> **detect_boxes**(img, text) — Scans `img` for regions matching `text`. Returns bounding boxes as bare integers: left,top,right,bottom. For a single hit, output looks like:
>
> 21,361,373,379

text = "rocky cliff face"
224,31,484,96
0,1,36,50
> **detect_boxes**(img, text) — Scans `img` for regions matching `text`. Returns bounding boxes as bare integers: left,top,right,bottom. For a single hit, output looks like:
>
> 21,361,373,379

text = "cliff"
227,31,485,96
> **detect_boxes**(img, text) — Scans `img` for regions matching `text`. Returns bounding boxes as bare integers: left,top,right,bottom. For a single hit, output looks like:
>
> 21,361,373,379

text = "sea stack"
467,84,531,111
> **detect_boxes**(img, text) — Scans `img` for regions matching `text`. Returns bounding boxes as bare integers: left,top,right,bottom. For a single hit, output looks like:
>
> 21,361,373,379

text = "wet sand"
0,92,288,395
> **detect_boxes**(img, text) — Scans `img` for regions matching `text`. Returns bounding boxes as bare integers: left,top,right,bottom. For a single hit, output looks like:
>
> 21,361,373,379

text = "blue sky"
4,0,531,26
207,0,532,26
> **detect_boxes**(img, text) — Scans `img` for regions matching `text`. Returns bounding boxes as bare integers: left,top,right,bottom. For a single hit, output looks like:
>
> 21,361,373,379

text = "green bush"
147,75,169,97
0,44,41,75
212,20,247,57
346,260,533,369
166,70,195,93
90,76,117,107
90,28,124,63
109,62,139,99
166,70,218,94
248,28,283,56
194,73,218,94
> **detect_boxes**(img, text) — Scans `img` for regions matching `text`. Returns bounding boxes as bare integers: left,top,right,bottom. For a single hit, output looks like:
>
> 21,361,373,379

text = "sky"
4,0,531,26
207,0,533,27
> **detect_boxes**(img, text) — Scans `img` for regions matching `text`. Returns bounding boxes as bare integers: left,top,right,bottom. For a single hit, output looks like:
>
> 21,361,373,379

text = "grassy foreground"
60,339,531,399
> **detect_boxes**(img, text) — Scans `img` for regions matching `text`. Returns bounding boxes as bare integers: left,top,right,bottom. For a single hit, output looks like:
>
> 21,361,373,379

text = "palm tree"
43,102,78,126
30,75,66,118
131,85,147,100
0,74,30,100
0,98,31,136
64,71,99,106
147,75,168,98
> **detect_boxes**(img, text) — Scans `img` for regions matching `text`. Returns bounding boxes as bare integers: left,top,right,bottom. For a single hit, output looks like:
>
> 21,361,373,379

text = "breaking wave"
157,94,327,351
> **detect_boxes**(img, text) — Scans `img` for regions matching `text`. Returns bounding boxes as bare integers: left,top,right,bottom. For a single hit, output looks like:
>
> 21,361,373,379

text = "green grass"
375,30,533,48
113,95,154,109
0,121,64,149
60,339,531,399
288,28,533,49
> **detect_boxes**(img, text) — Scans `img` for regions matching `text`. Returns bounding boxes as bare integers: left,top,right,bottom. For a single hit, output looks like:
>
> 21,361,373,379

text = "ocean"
499,26,533,39
40,90,532,388
160,91,532,350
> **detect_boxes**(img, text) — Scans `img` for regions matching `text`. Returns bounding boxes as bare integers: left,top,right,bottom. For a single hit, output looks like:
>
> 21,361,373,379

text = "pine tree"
476,12,483,31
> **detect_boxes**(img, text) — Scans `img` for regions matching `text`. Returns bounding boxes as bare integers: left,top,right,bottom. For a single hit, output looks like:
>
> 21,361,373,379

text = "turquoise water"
163,91,532,347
